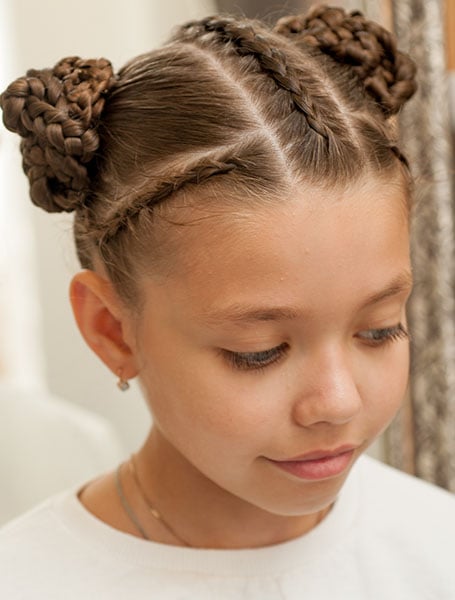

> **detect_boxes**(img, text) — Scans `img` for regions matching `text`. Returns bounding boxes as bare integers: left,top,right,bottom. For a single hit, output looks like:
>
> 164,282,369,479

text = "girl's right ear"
69,270,139,381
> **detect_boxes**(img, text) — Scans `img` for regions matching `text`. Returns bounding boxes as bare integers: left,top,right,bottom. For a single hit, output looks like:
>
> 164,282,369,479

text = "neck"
132,428,331,549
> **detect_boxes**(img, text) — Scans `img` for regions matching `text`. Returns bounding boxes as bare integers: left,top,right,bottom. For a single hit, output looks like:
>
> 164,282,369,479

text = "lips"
283,444,359,463
268,445,358,481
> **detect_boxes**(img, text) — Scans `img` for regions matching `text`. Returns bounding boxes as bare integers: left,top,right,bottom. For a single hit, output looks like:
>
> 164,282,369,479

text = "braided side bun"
275,5,417,115
0,57,115,213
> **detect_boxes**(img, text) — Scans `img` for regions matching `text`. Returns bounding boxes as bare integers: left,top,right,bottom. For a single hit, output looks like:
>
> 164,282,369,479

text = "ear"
69,270,139,380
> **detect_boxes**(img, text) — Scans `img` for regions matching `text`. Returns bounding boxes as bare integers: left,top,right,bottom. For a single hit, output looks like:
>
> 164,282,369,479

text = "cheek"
140,354,281,459
135,337,285,474
359,343,410,427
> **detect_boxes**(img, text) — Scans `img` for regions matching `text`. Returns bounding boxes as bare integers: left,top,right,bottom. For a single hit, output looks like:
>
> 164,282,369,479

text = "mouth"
267,445,358,481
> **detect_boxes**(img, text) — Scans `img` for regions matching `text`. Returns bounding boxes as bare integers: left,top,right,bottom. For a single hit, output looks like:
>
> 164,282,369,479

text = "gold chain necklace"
115,454,329,547
115,454,191,546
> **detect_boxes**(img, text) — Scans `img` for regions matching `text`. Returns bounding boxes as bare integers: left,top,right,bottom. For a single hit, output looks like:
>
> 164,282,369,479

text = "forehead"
141,176,410,316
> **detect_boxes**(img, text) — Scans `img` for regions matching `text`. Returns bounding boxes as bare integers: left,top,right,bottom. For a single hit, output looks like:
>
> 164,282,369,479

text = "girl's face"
131,176,411,517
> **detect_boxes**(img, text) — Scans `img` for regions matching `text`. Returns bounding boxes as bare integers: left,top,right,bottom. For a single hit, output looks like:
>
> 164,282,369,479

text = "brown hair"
0,5,416,305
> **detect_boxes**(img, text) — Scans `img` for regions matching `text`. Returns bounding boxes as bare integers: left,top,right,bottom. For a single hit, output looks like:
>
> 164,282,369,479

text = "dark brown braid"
97,157,240,244
88,132,279,252
0,57,115,212
275,5,417,115
176,16,332,140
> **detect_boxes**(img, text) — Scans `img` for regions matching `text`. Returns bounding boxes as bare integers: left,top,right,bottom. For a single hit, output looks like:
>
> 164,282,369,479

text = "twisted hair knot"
1,56,115,213
275,5,417,115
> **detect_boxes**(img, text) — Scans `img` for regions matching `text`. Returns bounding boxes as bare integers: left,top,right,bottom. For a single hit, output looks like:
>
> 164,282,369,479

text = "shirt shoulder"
346,456,455,597
0,484,140,593
358,454,455,516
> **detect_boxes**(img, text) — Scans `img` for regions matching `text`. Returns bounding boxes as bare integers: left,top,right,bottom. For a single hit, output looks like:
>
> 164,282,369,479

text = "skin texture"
71,175,412,549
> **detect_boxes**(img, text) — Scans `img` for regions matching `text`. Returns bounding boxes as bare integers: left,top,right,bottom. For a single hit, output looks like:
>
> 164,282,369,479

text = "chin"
243,476,346,518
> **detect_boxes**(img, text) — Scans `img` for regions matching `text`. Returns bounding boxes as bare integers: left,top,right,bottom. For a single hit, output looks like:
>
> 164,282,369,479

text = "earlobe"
69,270,139,380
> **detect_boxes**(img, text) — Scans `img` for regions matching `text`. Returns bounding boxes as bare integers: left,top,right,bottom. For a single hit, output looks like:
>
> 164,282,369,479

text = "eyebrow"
205,305,300,325
361,271,413,308
204,270,413,325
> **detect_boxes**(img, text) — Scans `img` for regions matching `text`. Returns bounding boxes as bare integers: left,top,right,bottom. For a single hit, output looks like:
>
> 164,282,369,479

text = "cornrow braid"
176,16,332,141
96,159,239,245
81,134,279,264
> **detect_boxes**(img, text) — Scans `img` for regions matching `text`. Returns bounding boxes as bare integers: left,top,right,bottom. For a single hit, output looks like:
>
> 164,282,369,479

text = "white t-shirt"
0,455,454,599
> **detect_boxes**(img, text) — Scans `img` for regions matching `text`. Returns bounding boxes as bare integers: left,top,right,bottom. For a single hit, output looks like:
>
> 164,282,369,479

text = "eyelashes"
355,322,410,346
221,323,409,372
222,343,288,371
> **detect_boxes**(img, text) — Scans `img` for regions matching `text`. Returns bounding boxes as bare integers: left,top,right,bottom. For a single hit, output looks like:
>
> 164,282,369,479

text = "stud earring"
117,370,130,392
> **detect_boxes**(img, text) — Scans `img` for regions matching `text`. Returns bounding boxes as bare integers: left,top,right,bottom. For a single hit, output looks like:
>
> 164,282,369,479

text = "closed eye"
356,323,410,347
220,323,408,372
221,343,289,371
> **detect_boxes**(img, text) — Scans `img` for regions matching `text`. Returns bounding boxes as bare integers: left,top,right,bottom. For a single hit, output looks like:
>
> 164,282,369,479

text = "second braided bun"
1,56,115,213
275,5,417,115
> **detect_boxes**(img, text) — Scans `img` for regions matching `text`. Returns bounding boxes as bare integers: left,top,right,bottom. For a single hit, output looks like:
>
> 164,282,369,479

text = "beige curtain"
385,0,455,493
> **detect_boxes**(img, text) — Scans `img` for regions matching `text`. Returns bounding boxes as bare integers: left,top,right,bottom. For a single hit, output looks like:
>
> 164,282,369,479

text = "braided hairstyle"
1,57,115,213
0,5,416,304
275,6,415,116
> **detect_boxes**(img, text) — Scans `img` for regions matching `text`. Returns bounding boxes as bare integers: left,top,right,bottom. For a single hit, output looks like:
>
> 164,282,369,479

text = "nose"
291,345,362,428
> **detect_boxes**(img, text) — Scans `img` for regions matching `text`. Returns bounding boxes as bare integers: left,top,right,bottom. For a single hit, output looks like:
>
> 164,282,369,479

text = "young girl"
1,4,454,598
